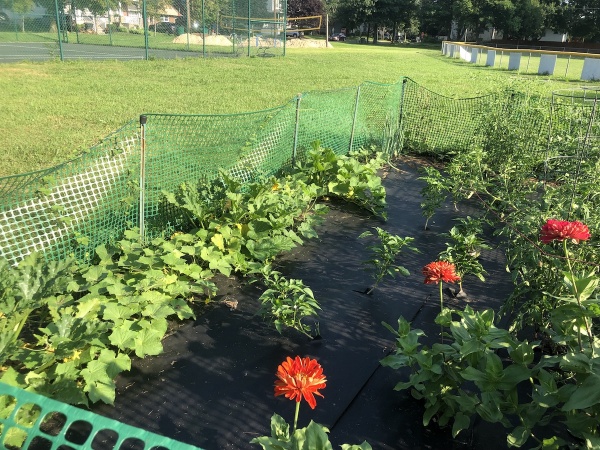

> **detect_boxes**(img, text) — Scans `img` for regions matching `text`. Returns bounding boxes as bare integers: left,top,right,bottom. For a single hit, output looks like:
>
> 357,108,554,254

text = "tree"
331,0,376,34
546,0,600,41
287,0,323,18
1,0,36,31
419,0,453,36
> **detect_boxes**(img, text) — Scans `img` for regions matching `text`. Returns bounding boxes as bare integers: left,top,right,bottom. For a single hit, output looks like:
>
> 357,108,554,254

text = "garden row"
0,144,387,448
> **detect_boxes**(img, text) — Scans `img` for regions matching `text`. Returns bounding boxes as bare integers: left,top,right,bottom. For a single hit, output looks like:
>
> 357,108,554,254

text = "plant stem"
439,281,444,343
293,400,300,432
563,239,594,354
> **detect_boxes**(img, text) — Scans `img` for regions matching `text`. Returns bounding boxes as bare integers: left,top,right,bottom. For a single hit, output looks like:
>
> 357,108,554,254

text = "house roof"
161,6,181,16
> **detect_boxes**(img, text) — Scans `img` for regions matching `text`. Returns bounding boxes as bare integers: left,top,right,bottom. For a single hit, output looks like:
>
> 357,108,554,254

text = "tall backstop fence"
442,41,600,82
0,78,597,267
0,0,292,61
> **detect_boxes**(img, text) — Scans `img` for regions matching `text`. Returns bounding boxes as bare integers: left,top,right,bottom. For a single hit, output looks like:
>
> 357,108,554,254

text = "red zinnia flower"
423,260,461,285
540,219,591,244
274,356,326,409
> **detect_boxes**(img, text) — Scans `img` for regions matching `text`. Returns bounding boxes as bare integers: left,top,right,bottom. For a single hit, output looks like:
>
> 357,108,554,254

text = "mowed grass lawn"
1,42,599,177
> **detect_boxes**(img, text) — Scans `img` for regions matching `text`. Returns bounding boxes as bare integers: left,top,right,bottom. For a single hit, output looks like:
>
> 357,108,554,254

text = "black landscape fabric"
92,158,515,449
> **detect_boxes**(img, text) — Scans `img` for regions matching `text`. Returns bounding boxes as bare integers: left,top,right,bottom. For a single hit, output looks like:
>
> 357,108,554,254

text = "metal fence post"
139,115,147,241
142,0,149,60
292,94,302,167
397,78,408,154
53,0,64,61
349,85,361,153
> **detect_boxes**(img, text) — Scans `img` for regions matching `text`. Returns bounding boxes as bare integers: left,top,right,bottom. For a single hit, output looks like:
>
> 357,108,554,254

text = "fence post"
53,0,64,61
349,85,361,153
247,0,251,57
139,115,147,242
142,0,149,60
565,55,571,79
292,93,302,167
106,0,113,45
397,78,408,155
202,0,206,57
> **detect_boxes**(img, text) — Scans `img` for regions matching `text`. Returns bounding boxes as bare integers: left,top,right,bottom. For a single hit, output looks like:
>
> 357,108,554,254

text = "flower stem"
563,239,594,354
293,400,300,432
439,281,444,344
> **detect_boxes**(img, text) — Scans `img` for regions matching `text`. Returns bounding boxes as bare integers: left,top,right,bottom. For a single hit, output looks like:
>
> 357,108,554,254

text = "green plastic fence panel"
293,87,358,161
0,120,140,266
140,105,297,236
402,79,496,155
546,88,600,182
0,383,203,449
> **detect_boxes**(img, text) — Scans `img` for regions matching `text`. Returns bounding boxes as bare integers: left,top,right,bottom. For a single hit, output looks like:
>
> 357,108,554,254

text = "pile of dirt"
174,34,330,49
239,37,332,49
286,38,332,49
172,33,233,46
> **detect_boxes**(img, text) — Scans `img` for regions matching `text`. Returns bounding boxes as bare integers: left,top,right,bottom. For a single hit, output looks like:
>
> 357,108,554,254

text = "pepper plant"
257,267,321,339
359,228,416,295
438,216,490,293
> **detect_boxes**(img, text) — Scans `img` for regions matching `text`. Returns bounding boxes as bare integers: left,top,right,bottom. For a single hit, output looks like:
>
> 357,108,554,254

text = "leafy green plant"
438,216,490,293
299,142,388,219
359,228,416,295
381,305,600,448
251,414,372,450
257,267,321,338
0,253,75,367
418,165,448,230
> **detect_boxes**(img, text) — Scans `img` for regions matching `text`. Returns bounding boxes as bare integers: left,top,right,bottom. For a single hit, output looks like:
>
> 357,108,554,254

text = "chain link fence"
0,78,584,266
0,0,290,61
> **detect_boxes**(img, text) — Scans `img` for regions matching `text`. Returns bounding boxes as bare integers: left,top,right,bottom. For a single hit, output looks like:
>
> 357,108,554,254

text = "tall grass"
0,43,598,177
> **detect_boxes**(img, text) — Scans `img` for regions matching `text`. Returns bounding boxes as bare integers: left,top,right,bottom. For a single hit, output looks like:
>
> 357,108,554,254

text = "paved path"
0,42,214,63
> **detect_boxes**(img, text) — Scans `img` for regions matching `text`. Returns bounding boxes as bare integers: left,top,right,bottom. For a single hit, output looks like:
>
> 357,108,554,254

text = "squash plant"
0,143,389,413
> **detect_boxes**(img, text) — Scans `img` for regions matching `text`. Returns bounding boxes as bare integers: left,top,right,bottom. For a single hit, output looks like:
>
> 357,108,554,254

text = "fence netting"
0,0,288,61
0,78,590,266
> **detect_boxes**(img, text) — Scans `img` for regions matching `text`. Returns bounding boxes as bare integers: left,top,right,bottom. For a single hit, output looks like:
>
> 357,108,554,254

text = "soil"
171,34,331,49
91,157,516,449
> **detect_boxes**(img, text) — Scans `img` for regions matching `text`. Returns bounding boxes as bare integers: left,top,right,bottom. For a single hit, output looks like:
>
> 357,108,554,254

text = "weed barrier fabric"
92,159,514,449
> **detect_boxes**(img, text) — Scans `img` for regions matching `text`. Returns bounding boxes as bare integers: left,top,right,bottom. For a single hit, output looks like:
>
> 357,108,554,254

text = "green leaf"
292,421,332,450
211,233,226,251
133,328,164,358
108,325,137,350
84,379,116,404
452,413,470,438
340,443,372,450
507,426,530,447
562,373,600,411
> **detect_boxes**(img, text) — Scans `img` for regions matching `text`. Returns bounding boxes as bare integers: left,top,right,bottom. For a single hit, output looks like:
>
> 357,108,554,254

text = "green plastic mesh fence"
0,78,553,266
0,382,202,449
401,80,500,156
0,120,140,265
546,88,600,183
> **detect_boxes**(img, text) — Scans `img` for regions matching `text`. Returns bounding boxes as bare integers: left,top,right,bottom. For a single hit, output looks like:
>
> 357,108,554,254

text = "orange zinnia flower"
423,260,461,285
540,219,591,244
274,356,326,409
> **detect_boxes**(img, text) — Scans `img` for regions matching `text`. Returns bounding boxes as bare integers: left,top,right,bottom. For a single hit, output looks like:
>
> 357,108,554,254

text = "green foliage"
250,413,371,450
418,165,448,230
0,253,75,367
438,216,490,291
298,142,388,219
257,267,321,338
382,306,600,448
359,227,416,294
